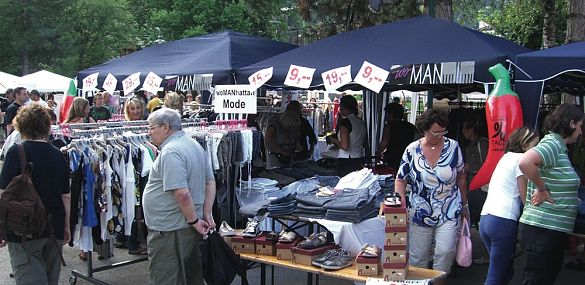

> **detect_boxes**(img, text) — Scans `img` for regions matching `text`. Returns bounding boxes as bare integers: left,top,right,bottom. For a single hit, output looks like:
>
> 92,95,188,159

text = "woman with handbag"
0,104,70,285
480,127,538,285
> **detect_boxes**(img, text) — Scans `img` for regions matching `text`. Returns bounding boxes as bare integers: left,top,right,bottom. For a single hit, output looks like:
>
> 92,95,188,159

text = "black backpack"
0,144,48,242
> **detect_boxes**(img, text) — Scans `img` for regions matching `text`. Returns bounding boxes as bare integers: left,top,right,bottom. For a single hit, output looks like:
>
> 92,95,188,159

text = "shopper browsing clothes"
480,127,539,285
462,119,489,228
376,102,417,170
124,97,146,121
0,104,71,285
142,108,216,285
286,100,317,161
327,95,368,176
518,103,583,285
395,108,468,273
264,109,301,169
64,97,96,124
89,92,112,121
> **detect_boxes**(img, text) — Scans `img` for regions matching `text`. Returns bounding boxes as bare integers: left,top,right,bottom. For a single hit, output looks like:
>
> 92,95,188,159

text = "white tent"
0,71,21,93
19,70,73,92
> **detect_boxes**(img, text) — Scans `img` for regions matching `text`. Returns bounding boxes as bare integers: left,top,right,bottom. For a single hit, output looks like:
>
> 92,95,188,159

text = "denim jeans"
408,219,459,273
324,189,370,210
519,223,568,285
479,214,518,285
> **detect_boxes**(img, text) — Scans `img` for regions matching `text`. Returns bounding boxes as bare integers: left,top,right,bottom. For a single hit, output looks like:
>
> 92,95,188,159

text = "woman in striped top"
518,103,583,285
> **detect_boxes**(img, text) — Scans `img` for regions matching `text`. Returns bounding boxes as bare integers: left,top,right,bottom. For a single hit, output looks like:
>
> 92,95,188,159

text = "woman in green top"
518,103,583,285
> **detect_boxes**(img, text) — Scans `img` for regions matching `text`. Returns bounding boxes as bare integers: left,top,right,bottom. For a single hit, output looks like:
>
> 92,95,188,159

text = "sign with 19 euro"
102,73,117,94
214,85,257,114
354,61,389,93
284,64,316,89
321,65,352,91
82,72,99,90
122,72,141,94
248,67,273,90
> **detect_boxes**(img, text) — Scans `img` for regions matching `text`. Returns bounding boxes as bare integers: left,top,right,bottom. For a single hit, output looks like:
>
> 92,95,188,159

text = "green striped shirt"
519,133,580,233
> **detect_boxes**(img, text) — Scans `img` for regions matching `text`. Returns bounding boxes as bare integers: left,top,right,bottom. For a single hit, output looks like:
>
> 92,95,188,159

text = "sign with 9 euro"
353,61,389,93
102,73,117,94
214,85,257,114
284,64,316,89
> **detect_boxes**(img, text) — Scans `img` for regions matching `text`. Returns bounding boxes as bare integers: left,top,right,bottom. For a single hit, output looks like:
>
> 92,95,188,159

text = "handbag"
455,217,473,267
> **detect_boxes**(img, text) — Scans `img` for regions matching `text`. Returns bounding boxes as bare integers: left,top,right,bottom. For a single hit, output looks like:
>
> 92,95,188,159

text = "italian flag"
59,79,77,124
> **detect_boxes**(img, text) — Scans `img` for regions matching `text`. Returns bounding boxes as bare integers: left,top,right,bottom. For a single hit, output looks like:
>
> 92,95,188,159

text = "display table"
239,252,446,285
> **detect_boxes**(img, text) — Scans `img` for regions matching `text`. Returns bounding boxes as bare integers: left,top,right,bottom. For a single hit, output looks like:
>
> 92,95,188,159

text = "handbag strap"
16,144,30,175
461,217,470,236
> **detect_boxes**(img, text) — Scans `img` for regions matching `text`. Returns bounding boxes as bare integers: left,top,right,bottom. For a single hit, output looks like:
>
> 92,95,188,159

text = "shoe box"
232,233,262,254
382,203,408,281
276,238,303,260
223,229,243,249
356,251,381,276
382,262,409,282
291,244,339,266
255,234,278,256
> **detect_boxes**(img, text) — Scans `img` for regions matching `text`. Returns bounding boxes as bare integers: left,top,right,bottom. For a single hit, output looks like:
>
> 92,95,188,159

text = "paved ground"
1,244,584,284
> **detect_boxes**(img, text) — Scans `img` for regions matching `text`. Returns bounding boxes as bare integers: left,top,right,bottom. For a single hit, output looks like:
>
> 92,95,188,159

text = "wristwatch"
187,218,199,225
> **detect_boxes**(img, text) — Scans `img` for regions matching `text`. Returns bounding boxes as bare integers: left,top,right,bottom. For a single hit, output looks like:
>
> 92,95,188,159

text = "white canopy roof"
19,70,73,92
0,71,21,93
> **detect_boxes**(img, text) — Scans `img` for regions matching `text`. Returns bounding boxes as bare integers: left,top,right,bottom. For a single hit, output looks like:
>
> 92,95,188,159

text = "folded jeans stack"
267,193,298,216
324,189,379,223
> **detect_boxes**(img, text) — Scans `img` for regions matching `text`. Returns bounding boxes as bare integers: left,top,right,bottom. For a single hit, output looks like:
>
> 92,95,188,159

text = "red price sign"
321,65,352,91
284,64,315,89
102,73,117,93
248,67,273,89
122,72,141,94
82,72,99,89
354,61,389,93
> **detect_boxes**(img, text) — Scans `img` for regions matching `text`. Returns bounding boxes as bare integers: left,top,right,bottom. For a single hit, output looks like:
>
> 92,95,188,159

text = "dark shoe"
79,252,88,261
311,249,339,267
114,241,128,249
298,232,327,249
320,249,353,270
128,248,148,255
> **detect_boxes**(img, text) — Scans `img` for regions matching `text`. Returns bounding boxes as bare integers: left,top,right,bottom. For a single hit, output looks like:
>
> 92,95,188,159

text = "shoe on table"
359,243,379,258
384,192,402,207
219,221,236,237
278,230,297,243
320,249,353,270
311,249,340,267
298,232,327,249
242,219,260,238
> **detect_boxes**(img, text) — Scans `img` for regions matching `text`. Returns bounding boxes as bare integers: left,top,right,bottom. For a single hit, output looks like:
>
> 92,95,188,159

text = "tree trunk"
424,0,452,20
566,0,585,43
541,0,557,48
20,50,29,76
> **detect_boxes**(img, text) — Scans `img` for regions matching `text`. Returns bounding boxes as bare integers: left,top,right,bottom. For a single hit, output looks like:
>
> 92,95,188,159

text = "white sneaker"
278,230,296,243
219,221,235,237
242,219,260,238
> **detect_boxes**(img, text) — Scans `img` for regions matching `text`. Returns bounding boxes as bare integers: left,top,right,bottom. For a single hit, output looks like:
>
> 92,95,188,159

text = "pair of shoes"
384,192,402,207
473,257,490,264
359,243,379,258
298,232,327,249
278,230,296,243
312,248,353,270
219,221,236,237
79,252,88,261
242,219,260,238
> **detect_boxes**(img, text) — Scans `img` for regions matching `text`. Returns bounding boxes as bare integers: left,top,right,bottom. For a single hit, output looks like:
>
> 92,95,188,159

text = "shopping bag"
201,230,249,285
455,217,473,267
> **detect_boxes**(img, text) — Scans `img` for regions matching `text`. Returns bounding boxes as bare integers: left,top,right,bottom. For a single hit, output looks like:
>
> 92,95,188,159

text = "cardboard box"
276,238,303,260
291,244,338,266
383,262,408,282
384,227,408,246
356,254,381,276
383,245,408,264
255,235,277,256
232,235,256,254
383,203,407,227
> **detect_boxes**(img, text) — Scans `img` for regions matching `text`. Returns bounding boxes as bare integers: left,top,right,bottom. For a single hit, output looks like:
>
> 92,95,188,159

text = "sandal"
79,252,88,261
359,243,379,258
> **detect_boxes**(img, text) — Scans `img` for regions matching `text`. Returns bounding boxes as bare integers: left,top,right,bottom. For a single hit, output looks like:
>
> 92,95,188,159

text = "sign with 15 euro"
214,85,257,114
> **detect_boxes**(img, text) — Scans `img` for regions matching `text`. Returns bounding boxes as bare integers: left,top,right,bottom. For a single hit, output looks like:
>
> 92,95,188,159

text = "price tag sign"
354,61,389,93
248,67,273,89
122,72,141,94
284,64,315,89
102,73,117,94
321,65,352,91
82,72,99,90
143,72,162,94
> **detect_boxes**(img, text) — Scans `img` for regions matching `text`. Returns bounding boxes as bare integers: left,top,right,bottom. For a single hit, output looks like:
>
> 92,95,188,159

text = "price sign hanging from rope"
248,67,273,89
354,61,389,93
284,64,315,89
321,65,352,91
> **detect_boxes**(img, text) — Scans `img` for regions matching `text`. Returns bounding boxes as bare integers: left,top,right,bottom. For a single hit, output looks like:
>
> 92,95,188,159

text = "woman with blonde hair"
64,97,95,124
164,92,183,114
124,97,145,121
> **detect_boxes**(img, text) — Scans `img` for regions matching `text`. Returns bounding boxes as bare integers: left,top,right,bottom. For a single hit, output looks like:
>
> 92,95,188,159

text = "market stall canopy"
237,16,530,96
515,41,585,127
19,70,73,92
0,71,21,93
77,30,297,92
